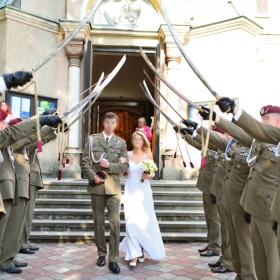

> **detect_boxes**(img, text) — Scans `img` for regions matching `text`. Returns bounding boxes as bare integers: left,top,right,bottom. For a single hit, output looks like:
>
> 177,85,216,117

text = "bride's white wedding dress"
119,152,166,261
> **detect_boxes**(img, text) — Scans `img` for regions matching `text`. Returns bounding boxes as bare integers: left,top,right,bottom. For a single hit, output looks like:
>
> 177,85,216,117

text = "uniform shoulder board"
90,133,98,137
116,136,125,141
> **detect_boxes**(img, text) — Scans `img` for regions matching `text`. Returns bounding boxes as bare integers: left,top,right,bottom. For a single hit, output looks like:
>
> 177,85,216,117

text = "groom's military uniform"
81,133,129,262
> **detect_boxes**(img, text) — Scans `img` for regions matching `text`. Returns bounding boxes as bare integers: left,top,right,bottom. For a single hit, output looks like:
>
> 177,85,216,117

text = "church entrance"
89,51,155,151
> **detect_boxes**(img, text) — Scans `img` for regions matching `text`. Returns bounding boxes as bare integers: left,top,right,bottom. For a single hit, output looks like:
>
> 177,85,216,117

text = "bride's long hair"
131,131,151,154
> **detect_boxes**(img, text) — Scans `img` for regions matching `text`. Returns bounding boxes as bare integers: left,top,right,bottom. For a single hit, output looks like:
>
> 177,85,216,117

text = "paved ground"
0,242,236,280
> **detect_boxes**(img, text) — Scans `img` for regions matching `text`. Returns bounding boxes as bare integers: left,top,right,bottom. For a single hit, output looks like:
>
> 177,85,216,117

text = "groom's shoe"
97,256,106,267
109,262,120,274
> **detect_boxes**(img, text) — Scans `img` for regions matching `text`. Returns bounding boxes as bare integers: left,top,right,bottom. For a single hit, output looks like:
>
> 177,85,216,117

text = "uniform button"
252,168,255,171
250,177,252,179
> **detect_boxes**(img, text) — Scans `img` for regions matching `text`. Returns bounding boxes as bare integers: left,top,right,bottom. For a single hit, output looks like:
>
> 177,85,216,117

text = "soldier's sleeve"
80,139,96,180
0,118,37,150
196,126,226,151
12,126,55,152
27,131,57,153
108,140,129,174
184,133,202,150
215,116,253,148
234,109,280,145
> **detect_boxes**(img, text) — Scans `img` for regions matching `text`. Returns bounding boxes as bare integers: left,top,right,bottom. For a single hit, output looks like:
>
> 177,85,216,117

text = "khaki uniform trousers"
278,225,280,259
251,216,280,280
203,193,221,255
20,185,38,249
216,199,233,270
0,198,28,269
0,200,13,257
91,194,121,262
225,208,256,280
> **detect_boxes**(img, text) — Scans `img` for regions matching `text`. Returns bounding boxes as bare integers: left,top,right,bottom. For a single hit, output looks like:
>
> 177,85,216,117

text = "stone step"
43,179,198,192
37,190,202,201
33,208,205,221
30,231,207,242
31,219,207,233
35,199,203,210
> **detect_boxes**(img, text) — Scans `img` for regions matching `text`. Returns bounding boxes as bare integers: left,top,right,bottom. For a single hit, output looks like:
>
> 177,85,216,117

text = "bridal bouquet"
141,159,158,183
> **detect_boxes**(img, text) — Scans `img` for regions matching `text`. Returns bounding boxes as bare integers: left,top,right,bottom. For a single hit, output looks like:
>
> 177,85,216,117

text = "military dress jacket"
233,110,280,223
0,118,37,150
13,149,30,200
81,133,129,195
210,152,226,199
25,130,57,189
217,116,279,220
199,125,250,212
184,133,217,195
0,148,16,201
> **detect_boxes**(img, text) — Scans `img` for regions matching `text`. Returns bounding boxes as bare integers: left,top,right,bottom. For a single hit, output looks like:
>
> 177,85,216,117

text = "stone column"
65,39,85,177
159,25,190,180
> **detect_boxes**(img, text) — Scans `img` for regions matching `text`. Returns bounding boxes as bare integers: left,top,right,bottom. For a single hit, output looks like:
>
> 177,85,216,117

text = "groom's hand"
93,175,104,184
100,158,110,168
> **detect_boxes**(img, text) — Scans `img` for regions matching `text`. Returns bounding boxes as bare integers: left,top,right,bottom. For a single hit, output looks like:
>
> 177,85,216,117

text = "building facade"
0,0,279,179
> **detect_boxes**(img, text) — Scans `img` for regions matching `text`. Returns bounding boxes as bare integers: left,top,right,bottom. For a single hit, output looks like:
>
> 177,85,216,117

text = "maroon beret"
211,125,225,134
0,110,8,121
8,118,22,126
260,105,280,116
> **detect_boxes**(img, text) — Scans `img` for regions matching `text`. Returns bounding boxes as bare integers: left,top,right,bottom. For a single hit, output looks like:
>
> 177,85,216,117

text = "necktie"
106,137,109,145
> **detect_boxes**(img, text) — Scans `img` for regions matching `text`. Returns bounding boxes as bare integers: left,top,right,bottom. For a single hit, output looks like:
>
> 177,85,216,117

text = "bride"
119,131,166,266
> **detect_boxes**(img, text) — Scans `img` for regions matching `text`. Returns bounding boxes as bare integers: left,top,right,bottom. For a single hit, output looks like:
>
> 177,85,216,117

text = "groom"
81,112,129,274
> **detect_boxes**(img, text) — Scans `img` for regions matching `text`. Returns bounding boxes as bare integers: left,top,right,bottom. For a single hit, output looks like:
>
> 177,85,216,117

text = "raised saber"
139,47,202,111
160,0,220,100
143,70,186,120
32,0,103,72
62,55,126,119
139,80,179,127
63,72,104,118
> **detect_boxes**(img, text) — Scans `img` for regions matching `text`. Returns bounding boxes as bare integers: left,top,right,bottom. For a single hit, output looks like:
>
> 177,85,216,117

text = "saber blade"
139,48,201,111
160,0,220,100
32,0,103,72
139,80,178,127
62,55,126,119
143,71,186,121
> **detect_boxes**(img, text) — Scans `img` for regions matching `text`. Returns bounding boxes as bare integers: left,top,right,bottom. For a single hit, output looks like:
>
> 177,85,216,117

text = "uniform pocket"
16,173,29,199
110,148,121,154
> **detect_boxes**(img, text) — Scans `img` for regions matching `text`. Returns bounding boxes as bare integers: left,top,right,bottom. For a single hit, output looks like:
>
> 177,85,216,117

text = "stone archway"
85,0,163,16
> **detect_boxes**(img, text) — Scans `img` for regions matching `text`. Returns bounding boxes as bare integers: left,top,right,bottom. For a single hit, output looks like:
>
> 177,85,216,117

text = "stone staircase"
30,179,207,242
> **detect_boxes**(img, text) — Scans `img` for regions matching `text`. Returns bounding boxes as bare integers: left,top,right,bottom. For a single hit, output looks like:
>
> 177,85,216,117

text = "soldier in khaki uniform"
188,123,233,273
20,129,57,253
215,99,280,280
9,122,58,254
176,127,222,257
81,112,129,274
194,113,257,280
217,105,280,259
0,116,62,274
201,125,233,273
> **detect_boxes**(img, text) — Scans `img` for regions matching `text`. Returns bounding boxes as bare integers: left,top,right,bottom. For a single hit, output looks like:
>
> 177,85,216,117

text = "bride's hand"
118,157,127,164
142,172,155,180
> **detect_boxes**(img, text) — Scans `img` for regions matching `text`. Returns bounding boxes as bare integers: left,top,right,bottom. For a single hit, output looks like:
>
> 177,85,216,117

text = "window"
256,0,268,14
6,90,57,119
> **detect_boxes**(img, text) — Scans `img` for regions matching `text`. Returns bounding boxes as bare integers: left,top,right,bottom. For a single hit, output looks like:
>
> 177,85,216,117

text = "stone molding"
159,24,190,64
60,20,91,41
190,16,263,39
0,6,62,34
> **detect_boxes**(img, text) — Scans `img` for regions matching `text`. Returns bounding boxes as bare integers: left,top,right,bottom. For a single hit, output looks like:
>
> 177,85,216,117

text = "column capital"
66,38,85,67
159,24,190,64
